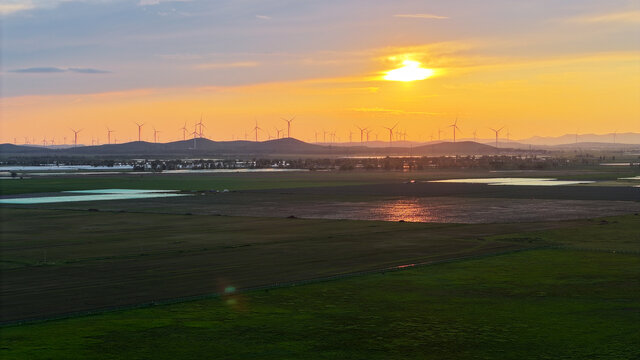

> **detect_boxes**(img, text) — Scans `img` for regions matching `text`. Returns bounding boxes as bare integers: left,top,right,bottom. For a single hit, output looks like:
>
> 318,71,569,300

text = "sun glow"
383,60,435,81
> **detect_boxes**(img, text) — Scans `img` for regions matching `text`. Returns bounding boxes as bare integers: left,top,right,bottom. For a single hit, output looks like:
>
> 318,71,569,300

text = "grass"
0,173,368,195
1,249,637,359
489,214,640,252
3,167,637,195
2,207,548,322
1,169,638,358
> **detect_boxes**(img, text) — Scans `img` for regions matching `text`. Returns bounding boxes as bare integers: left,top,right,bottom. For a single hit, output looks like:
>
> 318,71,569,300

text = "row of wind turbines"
43,116,516,147
352,118,510,148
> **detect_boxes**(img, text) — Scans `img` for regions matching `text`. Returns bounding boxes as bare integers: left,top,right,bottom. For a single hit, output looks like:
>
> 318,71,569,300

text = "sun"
384,60,435,81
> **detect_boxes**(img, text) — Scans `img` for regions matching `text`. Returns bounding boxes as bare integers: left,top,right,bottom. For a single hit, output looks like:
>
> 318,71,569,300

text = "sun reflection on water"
369,198,442,222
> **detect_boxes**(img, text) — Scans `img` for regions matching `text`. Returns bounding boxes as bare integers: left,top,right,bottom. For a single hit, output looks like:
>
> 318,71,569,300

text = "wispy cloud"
195,61,259,69
138,0,191,6
157,53,203,60
256,15,271,20
0,2,34,15
10,67,110,74
350,107,437,115
565,10,640,24
68,68,111,74
10,67,66,73
394,13,449,20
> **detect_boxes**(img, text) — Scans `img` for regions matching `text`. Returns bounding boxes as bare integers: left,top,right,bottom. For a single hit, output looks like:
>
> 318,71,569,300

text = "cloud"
0,2,34,15
10,67,66,73
138,0,191,6
10,67,110,74
195,61,259,69
68,68,111,74
350,107,437,115
565,10,640,24
157,53,203,60
256,15,271,20
394,13,449,20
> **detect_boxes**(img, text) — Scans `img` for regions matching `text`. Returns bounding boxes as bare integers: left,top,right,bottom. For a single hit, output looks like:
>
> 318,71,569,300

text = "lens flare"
384,60,435,82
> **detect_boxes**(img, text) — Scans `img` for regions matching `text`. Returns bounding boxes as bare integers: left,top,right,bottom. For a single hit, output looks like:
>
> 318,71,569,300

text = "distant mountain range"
2,134,637,158
318,132,640,150
1,138,516,157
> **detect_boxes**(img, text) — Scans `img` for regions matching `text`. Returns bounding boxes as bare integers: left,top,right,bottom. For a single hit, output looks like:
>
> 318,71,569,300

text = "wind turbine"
356,125,368,144
153,127,161,143
489,127,504,148
135,122,144,142
383,123,398,147
438,128,443,141
281,116,295,138
449,118,461,143
253,120,261,142
365,129,372,142
180,122,188,141
107,127,115,144
71,128,82,147
275,127,283,139
473,129,477,142
197,116,206,138
191,129,198,149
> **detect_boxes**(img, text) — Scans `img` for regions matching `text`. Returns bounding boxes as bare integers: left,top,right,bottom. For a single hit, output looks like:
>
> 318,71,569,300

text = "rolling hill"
0,138,524,158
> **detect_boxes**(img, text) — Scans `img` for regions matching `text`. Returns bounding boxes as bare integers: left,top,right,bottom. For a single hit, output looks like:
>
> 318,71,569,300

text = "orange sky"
1,2,639,144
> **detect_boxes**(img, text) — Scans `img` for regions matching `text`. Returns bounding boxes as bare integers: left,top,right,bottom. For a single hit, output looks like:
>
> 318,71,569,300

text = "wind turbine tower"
180,122,188,141
71,128,82,147
197,117,206,138
281,116,295,138
356,126,367,144
489,127,504,148
253,120,261,142
107,127,115,144
449,118,461,143
135,123,144,142
153,127,161,143
383,123,398,147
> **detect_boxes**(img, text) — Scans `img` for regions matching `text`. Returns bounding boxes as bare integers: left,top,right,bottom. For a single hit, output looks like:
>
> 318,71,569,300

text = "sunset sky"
1,0,638,144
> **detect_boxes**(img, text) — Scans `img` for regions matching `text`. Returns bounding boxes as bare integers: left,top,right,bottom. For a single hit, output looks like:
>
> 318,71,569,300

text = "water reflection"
431,178,595,186
367,198,442,222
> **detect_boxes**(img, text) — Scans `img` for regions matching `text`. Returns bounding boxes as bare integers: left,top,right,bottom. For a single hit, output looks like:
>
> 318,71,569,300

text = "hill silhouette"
0,139,520,157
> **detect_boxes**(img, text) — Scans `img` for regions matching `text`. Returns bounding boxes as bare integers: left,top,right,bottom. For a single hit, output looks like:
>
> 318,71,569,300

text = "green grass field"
1,207,554,322
2,167,637,195
0,173,368,195
1,248,637,359
1,170,638,358
1,213,638,359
